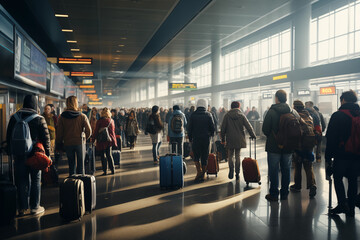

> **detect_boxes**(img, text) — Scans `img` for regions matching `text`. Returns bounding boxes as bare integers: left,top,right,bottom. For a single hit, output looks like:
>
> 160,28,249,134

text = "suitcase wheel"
246,182,249,187
258,182,261,185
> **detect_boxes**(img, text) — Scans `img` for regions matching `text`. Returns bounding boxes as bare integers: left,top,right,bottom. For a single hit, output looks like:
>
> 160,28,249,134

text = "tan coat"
56,110,91,146
220,108,256,149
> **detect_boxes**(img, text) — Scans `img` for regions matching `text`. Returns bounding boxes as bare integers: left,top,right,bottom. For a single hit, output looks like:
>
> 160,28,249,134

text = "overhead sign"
320,86,336,95
169,83,197,90
71,71,94,77
58,57,92,65
79,85,94,89
273,74,288,81
83,90,96,93
297,90,310,96
82,79,93,84
262,93,273,99
89,102,102,105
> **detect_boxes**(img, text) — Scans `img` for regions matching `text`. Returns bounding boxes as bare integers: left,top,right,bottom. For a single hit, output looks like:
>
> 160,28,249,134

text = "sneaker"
31,206,45,215
228,169,234,179
309,186,317,198
329,203,350,215
290,185,301,192
265,194,278,202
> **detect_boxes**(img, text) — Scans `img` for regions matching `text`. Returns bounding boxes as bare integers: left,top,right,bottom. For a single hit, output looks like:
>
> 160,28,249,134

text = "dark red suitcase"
242,138,261,187
207,153,219,176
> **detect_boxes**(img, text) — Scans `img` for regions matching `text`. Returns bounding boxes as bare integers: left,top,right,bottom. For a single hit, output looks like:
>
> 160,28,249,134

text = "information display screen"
64,77,76,98
50,63,65,96
14,29,47,89
169,83,197,90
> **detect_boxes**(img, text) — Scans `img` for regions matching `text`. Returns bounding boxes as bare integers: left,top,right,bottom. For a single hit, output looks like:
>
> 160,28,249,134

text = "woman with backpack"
93,108,117,175
145,106,163,164
126,110,139,149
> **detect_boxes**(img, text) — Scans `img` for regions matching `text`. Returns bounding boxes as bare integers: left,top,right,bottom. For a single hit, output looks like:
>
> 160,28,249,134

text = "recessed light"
74,55,82,58
67,40,77,43
71,49,80,51
116,50,122,53
62,29,73,32
55,14,69,18
120,37,127,40
118,44,125,47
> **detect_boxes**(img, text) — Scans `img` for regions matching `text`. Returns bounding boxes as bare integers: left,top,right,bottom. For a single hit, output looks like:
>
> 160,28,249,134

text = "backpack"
339,109,360,155
171,114,183,134
298,112,316,151
275,109,302,151
146,117,156,135
11,113,39,156
97,120,112,143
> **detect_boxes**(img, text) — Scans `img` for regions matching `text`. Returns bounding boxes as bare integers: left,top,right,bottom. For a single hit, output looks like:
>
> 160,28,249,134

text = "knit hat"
23,95,37,110
293,100,304,111
152,105,159,113
196,99,207,109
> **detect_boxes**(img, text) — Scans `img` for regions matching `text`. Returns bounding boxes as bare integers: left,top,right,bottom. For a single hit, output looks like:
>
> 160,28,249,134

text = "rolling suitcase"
59,178,85,221
0,144,17,226
85,143,96,175
207,139,219,177
159,143,184,189
242,138,261,187
69,174,96,213
112,150,121,166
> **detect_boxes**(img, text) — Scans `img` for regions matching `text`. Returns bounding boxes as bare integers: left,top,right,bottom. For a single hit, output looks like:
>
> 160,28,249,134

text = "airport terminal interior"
0,0,360,239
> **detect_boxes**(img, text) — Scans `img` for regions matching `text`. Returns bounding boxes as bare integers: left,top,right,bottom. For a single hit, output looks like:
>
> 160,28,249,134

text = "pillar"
211,40,221,108
167,64,173,108
184,57,191,107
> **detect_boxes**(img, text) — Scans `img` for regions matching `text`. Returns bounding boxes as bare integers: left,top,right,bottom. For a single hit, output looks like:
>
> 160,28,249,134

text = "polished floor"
1,134,360,240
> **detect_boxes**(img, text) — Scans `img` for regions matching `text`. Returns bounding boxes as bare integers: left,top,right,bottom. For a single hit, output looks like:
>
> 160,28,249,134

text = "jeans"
293,153,316,189
170,137,183,156
228,148,241,174
152,142,162,162
120,130,126,148
14,157,41,210
267,152,292,197
99,147,115,174
192,139,210,166
65,145,84,176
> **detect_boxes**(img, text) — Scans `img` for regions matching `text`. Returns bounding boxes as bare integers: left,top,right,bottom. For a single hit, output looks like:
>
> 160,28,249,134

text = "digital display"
70,71,94,77
320,86,336,95
58,57,92,65
169,83,197,90
64,77,76,98
262,93,273,99
50,63,65,96
14,29,47,89
297,90,311,96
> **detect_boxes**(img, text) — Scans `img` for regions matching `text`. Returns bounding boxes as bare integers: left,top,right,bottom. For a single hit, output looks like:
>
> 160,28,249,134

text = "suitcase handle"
249,137,256,159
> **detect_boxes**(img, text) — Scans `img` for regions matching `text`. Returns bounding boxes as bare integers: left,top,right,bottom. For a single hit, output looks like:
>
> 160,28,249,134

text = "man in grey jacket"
221,101,256,180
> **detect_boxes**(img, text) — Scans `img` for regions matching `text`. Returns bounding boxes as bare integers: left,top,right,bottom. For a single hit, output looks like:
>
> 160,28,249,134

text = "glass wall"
158,79,168,97
191,61,211,88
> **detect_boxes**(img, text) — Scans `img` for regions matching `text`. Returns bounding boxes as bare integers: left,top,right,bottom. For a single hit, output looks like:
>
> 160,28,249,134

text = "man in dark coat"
6,95,51,216
326,90,360,217
187,99,215,182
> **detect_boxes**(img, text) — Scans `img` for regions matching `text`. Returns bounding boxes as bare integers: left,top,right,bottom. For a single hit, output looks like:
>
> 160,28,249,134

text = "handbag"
26,142,52,172
97,120,112,143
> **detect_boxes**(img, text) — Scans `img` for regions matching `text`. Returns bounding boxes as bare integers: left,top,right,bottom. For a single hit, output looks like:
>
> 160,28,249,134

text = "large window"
311,0,360,63
148,80,155,99
222,28,291,83
158,79,168,97
191,61,211,88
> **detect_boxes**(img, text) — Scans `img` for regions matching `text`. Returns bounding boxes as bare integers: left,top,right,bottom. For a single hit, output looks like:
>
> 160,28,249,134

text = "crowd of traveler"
5,88,360,218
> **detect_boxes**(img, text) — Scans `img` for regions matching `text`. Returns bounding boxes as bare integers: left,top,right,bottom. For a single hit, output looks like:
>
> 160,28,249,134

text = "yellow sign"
169,83,197,90
83,90,96,93
273,74,288,81
79,85,94,89
89,102,102,105
320,86,336,95
71,72,94,77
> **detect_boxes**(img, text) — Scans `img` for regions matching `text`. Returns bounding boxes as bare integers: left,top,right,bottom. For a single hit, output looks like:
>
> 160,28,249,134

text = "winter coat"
317,111,327,132
112,116,121,135
126,118,139,137
247,111,260,121
168,110,187,138
56,110,91,146
325,103,360,162
220,109,256,149
187,107,215,143
93,117,117,151
146,113,163,134
7,108,51,157
43,113,56,140
262,103,293,154
118,114,127,130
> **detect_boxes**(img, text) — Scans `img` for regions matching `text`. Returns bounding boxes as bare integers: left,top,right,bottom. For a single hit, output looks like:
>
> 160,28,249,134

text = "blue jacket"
168,110,187,138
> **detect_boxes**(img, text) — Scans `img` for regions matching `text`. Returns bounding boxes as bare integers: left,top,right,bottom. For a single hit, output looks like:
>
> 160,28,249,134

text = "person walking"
314,106,327,162
221,101,256,181
187,99,215,182
56,96,91,176
168,105,187,156
126,110,139,149
118,109,127,148
305,101,322,162
326,90,360,217
42,104,56,155
93,108,117,175
6,95,51,216
145,106,163,163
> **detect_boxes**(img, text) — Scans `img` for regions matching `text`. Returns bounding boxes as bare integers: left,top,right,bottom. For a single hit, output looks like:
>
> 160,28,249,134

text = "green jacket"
262,103,292,154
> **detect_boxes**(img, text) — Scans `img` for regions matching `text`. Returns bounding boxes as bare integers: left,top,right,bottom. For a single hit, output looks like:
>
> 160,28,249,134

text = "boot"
200,165,207,181
194,162,202,181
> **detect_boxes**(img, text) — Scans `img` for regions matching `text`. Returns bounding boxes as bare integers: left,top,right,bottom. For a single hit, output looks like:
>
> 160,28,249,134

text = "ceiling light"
116,50,122,53
67,40,77,43
55,14,69,18
120,37,127,40
74,55,82,58
62,29,73,32
118,44,125,47
107,92,112,95
71,49,80,51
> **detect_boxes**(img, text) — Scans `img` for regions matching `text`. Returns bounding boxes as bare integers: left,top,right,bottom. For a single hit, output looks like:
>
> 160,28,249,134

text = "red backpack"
339,109,360,155
275,110,302,151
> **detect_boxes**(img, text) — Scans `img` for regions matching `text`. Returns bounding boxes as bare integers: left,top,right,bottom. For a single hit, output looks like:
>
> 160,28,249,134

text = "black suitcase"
85,143,96,175
112,150,121,166
59,178,85,221
69,174,96,213
0,142,17,225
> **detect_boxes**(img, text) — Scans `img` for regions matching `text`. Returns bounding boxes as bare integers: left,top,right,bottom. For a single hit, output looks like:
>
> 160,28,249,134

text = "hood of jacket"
61,110,81,119
173,110,183,116
270,103,291,114
227,108,243,120
339,102,360,116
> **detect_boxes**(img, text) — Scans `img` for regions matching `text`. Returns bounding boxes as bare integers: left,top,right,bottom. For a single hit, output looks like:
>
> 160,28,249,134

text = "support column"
292,3,311,99
211,40,221,108
167,64,173,108
184,57,191,107
146,79,150,103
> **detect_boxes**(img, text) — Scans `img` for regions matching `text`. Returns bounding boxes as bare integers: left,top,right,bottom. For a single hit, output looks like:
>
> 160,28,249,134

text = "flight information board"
169,83,197,90
14,29,47,89
50,63,65,96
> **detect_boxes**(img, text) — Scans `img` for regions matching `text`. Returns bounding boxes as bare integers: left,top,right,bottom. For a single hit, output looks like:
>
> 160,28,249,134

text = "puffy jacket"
325,103,360,162
187,107,215,142
221,109,256,149
56,110,91,146
262,103,293,154
6,108,51,157
168,110,187,138
146,113,163,134
93,117,117,151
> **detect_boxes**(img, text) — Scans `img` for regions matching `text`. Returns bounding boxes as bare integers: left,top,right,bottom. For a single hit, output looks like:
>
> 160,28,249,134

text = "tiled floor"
1,134,360,240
